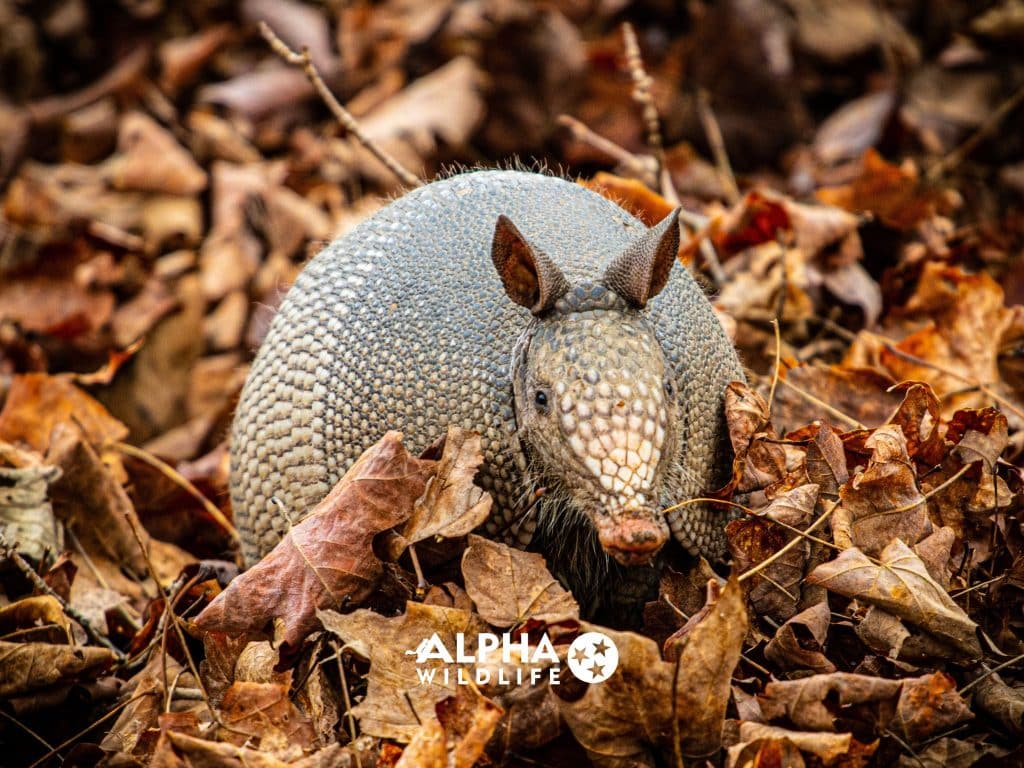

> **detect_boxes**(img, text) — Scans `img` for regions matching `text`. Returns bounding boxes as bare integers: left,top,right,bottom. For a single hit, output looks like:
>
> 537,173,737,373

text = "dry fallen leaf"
763,601,836,674
194,431,436,649
837,425,931,555
0,640,116,698
461,535,579,628
807,539,983,659
318,601,491,742
556,577,748,765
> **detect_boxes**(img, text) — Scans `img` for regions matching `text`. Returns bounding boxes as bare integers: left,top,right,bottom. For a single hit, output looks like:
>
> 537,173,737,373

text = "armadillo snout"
589,503,669,565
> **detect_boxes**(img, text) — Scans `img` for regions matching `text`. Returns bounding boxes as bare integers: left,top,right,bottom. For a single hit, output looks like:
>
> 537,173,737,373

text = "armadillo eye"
534,390,549,412
664,377,676,399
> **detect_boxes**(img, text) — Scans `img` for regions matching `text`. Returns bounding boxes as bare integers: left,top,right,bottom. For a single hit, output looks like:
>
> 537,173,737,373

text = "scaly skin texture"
230,170,744,619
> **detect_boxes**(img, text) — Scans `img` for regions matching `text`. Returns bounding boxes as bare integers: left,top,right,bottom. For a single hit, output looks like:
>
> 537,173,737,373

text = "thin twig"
696,88,739,203
777,376,867,430
767,318,782,419
0,538,126,660
121,509,228,732
26,691,155,768
959,652,1024,695
556,114,657,186
111,441,239,546
621,23,671,201
878,340,1024,422
738,500,840,583
927,82,1024,181
259,21,421,189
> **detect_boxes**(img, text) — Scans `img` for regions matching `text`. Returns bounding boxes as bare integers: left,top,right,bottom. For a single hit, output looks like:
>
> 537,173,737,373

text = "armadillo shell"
230,170,742,573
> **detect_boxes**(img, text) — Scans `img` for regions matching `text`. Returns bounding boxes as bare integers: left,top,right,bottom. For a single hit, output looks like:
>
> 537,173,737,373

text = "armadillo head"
492,210,683,567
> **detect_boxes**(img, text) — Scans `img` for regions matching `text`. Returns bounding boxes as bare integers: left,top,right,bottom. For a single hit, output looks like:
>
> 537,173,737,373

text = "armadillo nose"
591,509,669,566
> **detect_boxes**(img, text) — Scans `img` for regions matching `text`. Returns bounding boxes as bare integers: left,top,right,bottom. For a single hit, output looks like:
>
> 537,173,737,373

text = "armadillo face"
514,285,679,567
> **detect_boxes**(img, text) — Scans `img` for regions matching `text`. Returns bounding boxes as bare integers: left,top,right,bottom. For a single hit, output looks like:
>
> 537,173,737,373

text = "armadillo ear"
491,215,570,315
602,208,681,308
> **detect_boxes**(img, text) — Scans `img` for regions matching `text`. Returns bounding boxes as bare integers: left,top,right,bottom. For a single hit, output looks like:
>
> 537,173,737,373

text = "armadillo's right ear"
602,208,681,308
491,215,570,315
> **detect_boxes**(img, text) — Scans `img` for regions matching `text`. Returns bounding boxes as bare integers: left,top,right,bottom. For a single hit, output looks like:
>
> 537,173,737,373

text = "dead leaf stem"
696,88,739,203
777,376,868,429
927,81,1024,181
621,23,669,197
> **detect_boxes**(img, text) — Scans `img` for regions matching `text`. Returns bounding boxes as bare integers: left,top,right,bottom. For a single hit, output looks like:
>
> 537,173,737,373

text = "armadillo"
230,169,744,618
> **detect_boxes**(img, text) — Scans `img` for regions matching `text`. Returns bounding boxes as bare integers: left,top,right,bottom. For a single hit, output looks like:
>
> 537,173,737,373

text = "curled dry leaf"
435,683,505,768
555,577,747,765
763,601,836,674
0,373,128,454
318,602,491,743
0,640,116,698
728,484,819,624
807,539,983,659
733,722,856,765
838,424,931,556
396,719,446,768
891,671,974,744
760,671,903,731
461,535,578,628
391,429,493,555
194,431,436,649
723,381,787,493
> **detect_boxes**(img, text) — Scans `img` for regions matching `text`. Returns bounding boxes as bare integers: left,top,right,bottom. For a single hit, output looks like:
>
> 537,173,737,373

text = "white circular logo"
566,631,619,684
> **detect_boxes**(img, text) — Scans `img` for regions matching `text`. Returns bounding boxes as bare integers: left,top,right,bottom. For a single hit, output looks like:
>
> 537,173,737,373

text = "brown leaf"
876,264,1015,417
194,431,435,649
806,539,982,659
318,602,490,742
816,149,955,230
218,681,317,751
556,577,747,764
436,684,505,768
396,430,492,549
763,601,836,674
892,672,973,744
461,535,578,627
0,373,128,453
103,111,207,195
396,719,446,768
723,382,787,493
838,425,931,555
0,640,115,698
728,485,818,623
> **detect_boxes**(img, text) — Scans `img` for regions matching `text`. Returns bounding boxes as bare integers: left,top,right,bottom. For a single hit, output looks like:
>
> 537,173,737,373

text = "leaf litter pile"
2,1,1024,767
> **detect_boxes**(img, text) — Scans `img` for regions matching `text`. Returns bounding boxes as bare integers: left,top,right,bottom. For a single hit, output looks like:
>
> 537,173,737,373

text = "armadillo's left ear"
602,208,681,308
491,215,570,315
